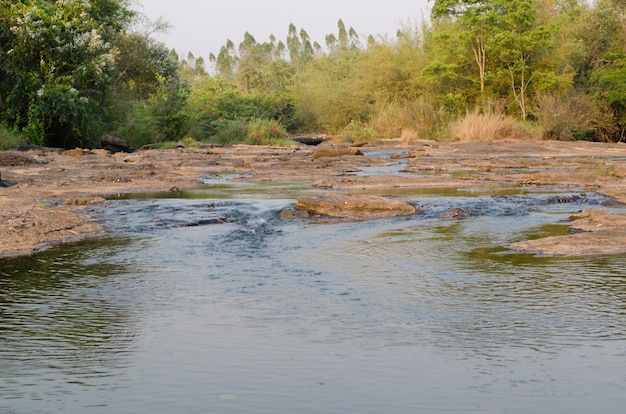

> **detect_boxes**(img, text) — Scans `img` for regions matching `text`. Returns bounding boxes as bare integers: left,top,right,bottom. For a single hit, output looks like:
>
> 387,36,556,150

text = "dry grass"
449,111,531,141
369,99,450,141
400,128,418,145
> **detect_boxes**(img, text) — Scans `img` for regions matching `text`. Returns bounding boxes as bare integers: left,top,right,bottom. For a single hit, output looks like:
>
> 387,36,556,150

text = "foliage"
0,0,133,148
3,0,626,147
341,120,376,143
211,118,290,146
0,126,26,150
247,119,290,145
535,93,607,141
449,110,532,141
369,99,451,141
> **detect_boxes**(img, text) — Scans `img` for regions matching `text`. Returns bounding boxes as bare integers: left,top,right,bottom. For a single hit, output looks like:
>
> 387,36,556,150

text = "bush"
211,118,291,146
247,119,290,145
106,98,158,149
449,110,531,141
0,126,27,150
213,119,250,145
536,94,602,141
369,99,451,140
341,120,377,143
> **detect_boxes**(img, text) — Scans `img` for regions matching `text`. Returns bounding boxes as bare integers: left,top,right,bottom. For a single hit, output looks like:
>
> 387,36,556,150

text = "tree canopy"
2,0,626,149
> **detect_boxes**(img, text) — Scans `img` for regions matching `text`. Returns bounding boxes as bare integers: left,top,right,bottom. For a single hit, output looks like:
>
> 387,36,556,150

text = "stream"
2,161,626,413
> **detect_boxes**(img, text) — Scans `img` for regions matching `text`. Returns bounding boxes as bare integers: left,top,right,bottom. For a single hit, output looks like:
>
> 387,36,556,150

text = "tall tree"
430,0,557,118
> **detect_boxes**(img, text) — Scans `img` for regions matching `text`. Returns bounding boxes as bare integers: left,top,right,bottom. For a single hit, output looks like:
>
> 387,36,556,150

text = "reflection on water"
1,187,626,413
0,238,142,412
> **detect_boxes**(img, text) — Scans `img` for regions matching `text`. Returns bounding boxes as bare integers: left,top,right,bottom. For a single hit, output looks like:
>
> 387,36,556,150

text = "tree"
430,0,493,105
0,0,133,147
430,0,558,118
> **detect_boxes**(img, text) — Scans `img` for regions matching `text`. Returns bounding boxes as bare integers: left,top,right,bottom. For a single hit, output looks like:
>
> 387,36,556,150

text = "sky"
137,0,432,60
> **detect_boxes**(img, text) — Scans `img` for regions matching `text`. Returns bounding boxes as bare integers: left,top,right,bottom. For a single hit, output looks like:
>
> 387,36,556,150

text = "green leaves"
1,0,131,147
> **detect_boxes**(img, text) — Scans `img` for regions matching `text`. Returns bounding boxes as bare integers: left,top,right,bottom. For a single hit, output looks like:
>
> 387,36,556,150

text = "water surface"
2,182,626,413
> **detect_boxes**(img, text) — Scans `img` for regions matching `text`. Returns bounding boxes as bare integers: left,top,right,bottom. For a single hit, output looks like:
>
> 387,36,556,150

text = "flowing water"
2,169,626,413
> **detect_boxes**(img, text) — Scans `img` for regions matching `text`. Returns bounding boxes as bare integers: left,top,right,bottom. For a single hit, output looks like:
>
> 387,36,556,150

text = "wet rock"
509,209,626,256
280,207,311,219
64,197,106,206
294,192,418,219
440,207,470,219
312,146,363,159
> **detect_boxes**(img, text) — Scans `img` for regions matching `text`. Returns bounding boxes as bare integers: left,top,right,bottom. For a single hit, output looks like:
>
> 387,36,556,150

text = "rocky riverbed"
2,138,626,257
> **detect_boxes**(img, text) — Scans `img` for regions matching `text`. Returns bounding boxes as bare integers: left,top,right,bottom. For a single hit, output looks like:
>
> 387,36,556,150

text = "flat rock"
509,209,626,256
294,192,418,219
0,151,38,166
312,146,363,159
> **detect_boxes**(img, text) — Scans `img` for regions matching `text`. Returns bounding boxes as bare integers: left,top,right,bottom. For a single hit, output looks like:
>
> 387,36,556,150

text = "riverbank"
2,138,626,257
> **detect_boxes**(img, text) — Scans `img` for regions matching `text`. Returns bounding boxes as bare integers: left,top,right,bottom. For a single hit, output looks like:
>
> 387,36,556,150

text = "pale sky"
138,0,431,59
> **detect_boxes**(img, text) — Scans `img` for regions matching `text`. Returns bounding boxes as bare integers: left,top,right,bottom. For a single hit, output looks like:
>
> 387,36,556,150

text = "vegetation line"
1,0,625,150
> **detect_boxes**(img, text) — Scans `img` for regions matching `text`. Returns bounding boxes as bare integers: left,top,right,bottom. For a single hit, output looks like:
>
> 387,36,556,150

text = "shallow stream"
2,163,626,413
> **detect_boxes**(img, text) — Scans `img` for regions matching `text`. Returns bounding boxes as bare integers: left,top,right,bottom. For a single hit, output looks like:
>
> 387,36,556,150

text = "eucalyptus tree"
286,23,314,70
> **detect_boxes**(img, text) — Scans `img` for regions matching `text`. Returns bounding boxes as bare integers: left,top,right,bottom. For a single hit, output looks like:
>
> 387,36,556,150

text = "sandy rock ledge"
509,209,626,256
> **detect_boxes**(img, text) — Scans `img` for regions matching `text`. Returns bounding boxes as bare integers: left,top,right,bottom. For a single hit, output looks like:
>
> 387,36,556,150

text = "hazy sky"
138,0,431,59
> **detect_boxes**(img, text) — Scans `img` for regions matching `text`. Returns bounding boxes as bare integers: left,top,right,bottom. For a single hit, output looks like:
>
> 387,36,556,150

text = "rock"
509,209,626,256
440,207,470,219
64,197,106,206
568,208,626,232
280,207,311,219
92,149,110,157
312,146,363,159
62,148,91,157
101,135,132,153
294,192,418,219
0,151,38,166
291,135,325,146
13,145,64,154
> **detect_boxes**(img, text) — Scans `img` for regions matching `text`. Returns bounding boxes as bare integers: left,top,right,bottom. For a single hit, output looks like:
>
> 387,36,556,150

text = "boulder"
101,135,132,153
294,192,418,219
291,135,325,146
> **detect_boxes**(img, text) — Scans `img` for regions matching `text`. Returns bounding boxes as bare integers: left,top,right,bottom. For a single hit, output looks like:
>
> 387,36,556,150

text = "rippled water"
2,182,626,413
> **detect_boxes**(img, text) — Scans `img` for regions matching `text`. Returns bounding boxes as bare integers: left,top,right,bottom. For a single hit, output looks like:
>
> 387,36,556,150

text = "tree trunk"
472,38,487,107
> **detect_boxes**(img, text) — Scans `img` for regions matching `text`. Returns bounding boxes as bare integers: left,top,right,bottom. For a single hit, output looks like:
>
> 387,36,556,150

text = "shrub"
369,99,451,140
535,94,601,141
210,118,292,146
213,119,250,145
341,120,377,143
0,126,27,150
449,110,531,141
247,119,290,145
